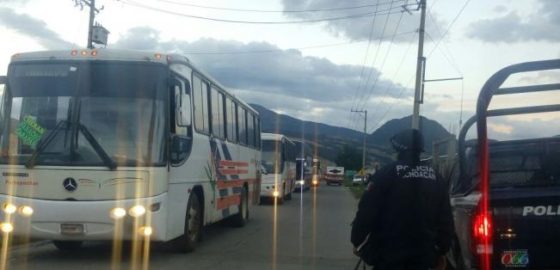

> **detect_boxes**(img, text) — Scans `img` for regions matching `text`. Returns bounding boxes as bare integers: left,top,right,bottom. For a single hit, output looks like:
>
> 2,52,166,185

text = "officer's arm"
351,169,387,248
351,189,376,247
435,183,454,255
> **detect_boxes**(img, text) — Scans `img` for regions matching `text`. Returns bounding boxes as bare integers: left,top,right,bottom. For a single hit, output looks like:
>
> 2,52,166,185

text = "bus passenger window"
225,98,237,142
210,87,224,139
247,113,255,148
238,107,247,145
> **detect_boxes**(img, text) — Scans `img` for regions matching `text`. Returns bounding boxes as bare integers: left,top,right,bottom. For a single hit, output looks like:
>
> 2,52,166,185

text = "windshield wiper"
25,120,69,169
78,123,117,170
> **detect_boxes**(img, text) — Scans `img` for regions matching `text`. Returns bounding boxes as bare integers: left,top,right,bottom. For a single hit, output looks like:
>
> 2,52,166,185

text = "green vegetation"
335,144,362,171
344,176,366,199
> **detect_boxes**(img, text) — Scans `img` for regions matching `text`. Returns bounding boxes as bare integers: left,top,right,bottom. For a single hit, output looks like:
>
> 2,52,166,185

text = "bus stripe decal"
210,139,226,181
216,194,240,210
220,143,240,180
232,186,243,194
219,160,249,167
217,179,256,189
219,189,229,197
219,169,249,175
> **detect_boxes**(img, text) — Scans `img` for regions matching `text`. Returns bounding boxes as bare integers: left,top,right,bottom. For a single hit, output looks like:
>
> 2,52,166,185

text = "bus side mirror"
170,135,191,163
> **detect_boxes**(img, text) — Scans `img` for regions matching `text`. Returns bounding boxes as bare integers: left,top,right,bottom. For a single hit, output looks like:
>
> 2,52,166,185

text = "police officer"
351,129,454,270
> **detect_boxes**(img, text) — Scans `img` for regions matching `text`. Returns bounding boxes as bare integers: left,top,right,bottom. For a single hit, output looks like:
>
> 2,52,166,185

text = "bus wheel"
285,186,292,201
53,241,83,251
276,184,285,205
230,187,249,227
174,192,202,252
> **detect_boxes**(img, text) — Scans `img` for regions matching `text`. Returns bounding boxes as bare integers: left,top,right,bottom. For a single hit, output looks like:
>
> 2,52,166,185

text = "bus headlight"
129,205,146,217
0,222,13,233
110,207,127,219
313,180,318,185
19,206,34,217
2,203,17,214
272,191,280,197
139,226,153,236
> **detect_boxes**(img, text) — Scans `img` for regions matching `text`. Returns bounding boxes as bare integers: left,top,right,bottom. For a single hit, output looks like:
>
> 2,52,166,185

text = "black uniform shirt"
351,159,454,265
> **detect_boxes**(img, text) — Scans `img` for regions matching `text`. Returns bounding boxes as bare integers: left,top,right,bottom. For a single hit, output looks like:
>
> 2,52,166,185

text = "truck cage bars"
457,59,560,270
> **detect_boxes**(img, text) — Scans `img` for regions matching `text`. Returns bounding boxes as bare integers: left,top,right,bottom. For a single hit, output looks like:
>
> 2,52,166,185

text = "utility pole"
351,109,367,182
87,0,95,49
411,0,427,129
74,0,103,49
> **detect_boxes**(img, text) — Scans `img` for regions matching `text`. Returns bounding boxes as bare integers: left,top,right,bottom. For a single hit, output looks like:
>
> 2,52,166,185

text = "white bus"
0,49,261,252
260,133,296,203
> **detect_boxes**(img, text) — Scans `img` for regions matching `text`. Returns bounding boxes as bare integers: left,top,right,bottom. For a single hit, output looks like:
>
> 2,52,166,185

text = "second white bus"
260,133,296,203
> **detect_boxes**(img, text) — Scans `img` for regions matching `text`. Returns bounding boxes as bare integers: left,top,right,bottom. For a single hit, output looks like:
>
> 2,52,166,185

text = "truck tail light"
473,211,492,250
471,199,493,270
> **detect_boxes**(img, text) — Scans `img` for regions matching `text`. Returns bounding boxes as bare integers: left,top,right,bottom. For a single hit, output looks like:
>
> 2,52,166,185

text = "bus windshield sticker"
15,116,45,149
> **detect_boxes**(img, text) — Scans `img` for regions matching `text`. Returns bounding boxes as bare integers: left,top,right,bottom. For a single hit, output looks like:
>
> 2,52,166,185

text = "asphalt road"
6,184,359,270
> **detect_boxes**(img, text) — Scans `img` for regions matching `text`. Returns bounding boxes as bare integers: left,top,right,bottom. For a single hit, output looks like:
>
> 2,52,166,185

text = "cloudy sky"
0,0,559,141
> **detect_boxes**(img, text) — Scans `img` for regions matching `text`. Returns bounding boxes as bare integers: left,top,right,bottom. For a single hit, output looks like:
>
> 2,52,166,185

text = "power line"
370,32,414,133
182,31,415,56
349,0,385,131
426,11,462,75
154,0,408,13
121,0,404,24
370,76,415,132
355,0,399,111
361,11,405,112
425,31,462,76
426,0,471,57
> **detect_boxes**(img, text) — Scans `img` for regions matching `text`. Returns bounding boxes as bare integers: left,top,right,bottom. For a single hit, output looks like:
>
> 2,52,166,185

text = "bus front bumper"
260,182,282,198
0,193,168,241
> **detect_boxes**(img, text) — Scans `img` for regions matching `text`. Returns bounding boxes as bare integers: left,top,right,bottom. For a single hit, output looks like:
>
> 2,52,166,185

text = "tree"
335,144,362,171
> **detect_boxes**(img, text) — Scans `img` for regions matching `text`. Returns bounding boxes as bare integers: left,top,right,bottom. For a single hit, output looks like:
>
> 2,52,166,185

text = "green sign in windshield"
15,116,45,149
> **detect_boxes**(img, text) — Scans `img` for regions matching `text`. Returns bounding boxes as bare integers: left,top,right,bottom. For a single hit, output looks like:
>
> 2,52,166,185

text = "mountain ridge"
251,104,452,164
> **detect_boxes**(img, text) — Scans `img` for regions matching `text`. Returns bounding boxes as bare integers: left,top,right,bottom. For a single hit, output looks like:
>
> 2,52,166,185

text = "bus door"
0,76,6,134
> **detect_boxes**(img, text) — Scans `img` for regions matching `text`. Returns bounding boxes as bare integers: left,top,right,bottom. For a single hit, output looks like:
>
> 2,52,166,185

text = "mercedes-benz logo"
63,178,78,192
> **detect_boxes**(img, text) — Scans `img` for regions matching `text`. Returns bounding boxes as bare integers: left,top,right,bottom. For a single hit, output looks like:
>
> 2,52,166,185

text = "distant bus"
260,133,296,203
294,140,313,191
0,49,261,252
311,158,321,186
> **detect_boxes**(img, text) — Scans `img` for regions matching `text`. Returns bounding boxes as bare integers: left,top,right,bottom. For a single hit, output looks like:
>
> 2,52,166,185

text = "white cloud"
280,0,445,43
0,7,73,49
467,0,560,42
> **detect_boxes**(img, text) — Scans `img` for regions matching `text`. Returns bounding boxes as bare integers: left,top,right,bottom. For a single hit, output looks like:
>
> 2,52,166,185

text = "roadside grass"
344,177,366,199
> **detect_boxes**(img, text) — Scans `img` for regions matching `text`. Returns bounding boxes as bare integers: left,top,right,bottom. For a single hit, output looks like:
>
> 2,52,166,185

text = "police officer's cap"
390,129,424,153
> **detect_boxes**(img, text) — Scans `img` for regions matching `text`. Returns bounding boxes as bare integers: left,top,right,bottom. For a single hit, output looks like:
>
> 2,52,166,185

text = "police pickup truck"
441,59,560,270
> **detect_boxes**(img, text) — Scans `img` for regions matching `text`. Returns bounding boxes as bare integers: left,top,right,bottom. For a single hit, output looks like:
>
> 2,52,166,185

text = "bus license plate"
60,224,85,235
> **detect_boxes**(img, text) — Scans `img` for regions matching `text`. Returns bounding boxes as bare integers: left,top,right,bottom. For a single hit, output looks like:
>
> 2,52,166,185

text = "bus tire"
285,187,292,201
53,240,83,251
230,187,249,227
174,192,202,253
277,184,285,205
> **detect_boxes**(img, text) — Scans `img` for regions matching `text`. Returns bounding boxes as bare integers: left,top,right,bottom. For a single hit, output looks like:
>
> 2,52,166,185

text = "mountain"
251,104,452,164
368,115,453,151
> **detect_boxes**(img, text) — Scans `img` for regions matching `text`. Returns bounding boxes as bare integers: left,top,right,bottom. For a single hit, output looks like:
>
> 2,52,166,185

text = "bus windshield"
1,62,168,167
262,140,282,174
